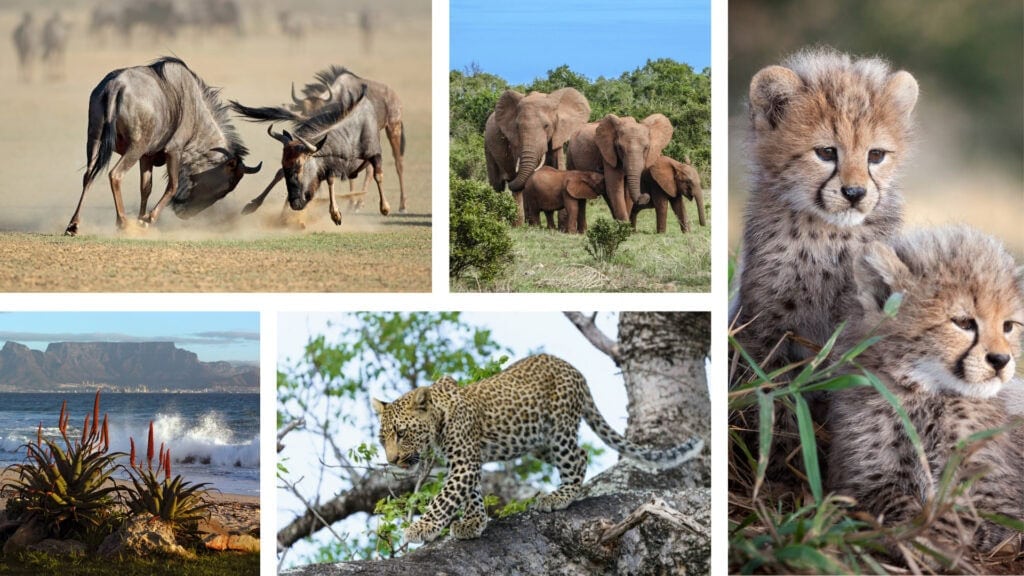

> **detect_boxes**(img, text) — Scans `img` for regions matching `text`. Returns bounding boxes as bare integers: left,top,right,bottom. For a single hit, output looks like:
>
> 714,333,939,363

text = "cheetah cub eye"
1004,320,1021,334
814,146,837,162
951,317,977,332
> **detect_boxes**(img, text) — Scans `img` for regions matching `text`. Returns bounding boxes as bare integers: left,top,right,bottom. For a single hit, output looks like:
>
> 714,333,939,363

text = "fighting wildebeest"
12,12,39,81
229,86,390,226
291,66,407,212
64,57,262,236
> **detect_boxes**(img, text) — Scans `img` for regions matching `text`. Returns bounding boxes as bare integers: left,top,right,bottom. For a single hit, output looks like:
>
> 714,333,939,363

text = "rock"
97,516,194,559
27,538,87,556
203,533,229,551
2,518,47,554
226,533,260,553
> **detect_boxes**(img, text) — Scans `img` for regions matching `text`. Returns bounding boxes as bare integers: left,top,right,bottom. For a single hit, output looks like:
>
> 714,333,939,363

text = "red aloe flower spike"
102,414,109,452
147,421,155,467
159,442,165,470
91,390,100,438
130,437,136,468
59,400,67,436
36,423,42,447
82,413,90,445
165,450,171,481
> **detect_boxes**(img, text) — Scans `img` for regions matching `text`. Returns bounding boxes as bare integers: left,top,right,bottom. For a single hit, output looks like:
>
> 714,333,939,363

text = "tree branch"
278,419,306,453
564,312,621,365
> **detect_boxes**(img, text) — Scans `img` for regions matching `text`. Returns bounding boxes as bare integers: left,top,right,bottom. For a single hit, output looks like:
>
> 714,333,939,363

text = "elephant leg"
577,201,588,234
544,211,556,230
655,196,668,234
672,196,690,233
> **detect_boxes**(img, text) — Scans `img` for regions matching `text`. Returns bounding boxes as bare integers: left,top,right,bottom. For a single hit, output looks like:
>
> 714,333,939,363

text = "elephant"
631,156,706,233
522,166,605,234
484,88,591,225
567,113,673,222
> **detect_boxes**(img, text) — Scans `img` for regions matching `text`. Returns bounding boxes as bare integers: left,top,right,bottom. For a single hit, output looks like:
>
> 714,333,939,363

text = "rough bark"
283,487,710,576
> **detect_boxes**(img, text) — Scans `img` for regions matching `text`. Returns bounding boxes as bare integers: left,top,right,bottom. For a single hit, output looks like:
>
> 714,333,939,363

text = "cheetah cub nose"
986,353,1010,371
840,186,866,204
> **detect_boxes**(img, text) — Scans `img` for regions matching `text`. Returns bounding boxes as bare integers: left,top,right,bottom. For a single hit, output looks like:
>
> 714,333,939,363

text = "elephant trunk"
625,171,649,206
693,185,707,227
508,151,541,192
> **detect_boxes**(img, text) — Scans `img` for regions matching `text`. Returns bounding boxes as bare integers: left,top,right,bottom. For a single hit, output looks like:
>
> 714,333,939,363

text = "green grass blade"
794,393,822,503
753,388,775,500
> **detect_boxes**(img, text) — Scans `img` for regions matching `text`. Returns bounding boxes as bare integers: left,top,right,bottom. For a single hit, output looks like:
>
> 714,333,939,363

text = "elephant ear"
595,114,620,168
649,158,678,198
567,175,600,200
749,65,803,131
494,90,525,146
548,88,591,147
642,114,674,163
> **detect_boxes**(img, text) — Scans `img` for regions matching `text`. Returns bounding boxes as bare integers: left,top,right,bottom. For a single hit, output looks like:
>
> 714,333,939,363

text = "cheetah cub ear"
854,241,913,314
749,65,802,131
882,70,919,121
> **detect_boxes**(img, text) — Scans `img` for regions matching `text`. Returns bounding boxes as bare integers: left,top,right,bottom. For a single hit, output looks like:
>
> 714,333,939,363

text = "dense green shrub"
585,218,634,261
449,177,517,282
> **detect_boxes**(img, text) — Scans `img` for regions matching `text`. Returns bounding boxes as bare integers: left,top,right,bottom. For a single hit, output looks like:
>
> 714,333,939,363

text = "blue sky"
450,0,711,85
0,312,259,362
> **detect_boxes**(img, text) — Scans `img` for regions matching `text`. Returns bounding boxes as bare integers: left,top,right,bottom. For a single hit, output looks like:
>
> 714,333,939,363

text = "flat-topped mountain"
0,341,257,392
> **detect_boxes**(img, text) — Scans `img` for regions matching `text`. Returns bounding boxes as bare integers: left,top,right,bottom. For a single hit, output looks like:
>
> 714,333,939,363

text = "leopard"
729,48,919,485
371,353,704,543
828,225,1024,567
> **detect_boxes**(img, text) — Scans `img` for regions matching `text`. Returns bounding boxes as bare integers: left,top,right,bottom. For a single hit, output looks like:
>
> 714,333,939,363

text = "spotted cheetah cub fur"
828,226,1024,562
371,353,704,543
733,48,918,369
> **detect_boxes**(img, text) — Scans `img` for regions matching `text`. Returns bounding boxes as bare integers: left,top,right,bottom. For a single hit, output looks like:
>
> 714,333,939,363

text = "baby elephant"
522,166,605,233
632,156,705,233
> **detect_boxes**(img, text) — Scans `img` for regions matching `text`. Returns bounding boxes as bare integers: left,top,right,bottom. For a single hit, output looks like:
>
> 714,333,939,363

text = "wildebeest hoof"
241,202,260,215
64,224,78,236
399,206,407,214
379,206,391,216
330,211,342,225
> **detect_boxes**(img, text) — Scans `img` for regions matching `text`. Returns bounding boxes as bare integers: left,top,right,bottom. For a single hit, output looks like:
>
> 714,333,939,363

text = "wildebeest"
41,11,70,80
12,12,39,81
64,57,262,236
278,11,307,44
229,86,390,226
291,66,406,212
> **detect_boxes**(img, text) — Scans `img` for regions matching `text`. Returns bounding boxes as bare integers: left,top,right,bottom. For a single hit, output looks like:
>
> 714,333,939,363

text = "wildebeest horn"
295,134,320,153
210,146,233,158
243,161,263,174
291,82,303,105
267,124,291,145
319,84,333,102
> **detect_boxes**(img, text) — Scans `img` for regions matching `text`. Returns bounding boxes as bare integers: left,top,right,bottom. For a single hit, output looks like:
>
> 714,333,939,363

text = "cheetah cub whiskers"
371,354,704,543
828,225,1024,564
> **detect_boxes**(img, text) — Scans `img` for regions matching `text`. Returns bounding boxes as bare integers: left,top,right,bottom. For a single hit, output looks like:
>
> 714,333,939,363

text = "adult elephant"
484,88,591,224
633,156,706,233
567,113,673,222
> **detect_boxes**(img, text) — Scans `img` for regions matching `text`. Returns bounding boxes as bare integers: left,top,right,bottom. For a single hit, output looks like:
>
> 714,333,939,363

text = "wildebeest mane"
295,84,368,138
149,56,250,158
302,64,361,98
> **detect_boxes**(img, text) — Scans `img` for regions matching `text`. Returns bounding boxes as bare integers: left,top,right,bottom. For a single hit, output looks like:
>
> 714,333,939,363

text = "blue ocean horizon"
0,392,259,495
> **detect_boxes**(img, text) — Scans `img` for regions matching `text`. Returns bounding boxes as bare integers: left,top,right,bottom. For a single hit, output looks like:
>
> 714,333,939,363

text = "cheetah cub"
828,226,1024,562
733,48,918,369
371,353,704,543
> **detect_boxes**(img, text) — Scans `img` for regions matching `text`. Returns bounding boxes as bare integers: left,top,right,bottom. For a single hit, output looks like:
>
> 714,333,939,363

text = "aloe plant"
3,392,125,538
125,421,212,543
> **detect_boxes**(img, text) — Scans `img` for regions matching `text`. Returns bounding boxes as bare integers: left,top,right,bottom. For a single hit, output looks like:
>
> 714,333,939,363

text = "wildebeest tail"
228,100,304,123
84,86,121,188
400,122,406,155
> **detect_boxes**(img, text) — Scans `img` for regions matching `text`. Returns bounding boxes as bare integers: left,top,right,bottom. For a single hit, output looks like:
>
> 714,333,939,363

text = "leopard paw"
532,493,572,512
403,519,442,543
450,516,487,540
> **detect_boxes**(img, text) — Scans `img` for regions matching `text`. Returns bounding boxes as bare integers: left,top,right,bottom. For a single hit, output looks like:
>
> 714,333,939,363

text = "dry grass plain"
0,2,431,292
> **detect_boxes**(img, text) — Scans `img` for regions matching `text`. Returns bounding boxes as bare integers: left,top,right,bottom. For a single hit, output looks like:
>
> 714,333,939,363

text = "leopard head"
371,386,436,469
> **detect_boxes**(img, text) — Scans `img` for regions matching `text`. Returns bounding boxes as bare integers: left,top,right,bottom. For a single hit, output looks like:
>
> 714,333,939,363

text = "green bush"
449,131,487,181
585,218,633,261
449,177,517,283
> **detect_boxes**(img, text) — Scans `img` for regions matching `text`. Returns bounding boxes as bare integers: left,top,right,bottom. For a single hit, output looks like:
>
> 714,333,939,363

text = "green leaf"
753,388,775,500
794,394,821,503
883,292,903,317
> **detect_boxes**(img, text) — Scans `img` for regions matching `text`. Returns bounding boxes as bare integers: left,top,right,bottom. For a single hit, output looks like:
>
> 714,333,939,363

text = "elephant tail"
581,388,704,470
